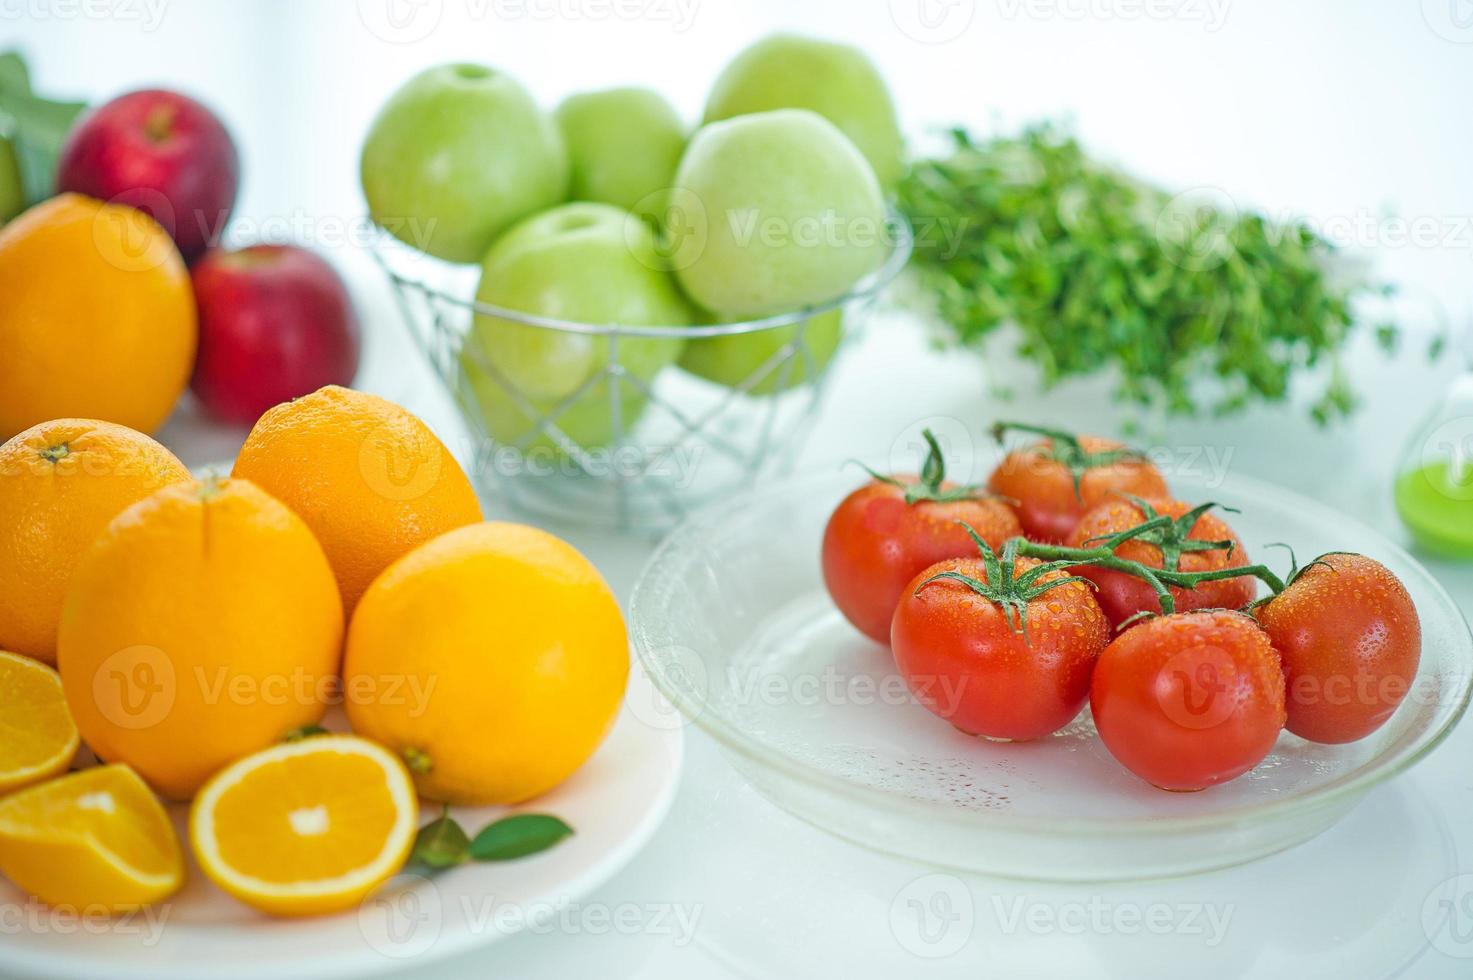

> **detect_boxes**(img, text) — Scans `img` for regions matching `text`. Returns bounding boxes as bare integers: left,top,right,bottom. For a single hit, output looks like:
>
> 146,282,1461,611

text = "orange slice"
0,650,80,793
0,764,184,911
189,735,418,916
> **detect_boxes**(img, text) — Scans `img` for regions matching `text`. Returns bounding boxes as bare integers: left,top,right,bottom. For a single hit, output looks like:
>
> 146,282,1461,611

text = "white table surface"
15,2,1473,975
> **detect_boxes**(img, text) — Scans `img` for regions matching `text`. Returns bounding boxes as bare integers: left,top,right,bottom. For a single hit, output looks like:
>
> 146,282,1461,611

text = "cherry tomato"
987,424,1167,543
1253,553,1421,744
822,432,1022,645
891,548,1110,740
1090,610,1286,791
1066,497,1257,628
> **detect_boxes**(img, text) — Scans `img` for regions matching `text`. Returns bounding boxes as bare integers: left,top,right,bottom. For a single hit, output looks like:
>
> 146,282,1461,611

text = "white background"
7,1,1473,977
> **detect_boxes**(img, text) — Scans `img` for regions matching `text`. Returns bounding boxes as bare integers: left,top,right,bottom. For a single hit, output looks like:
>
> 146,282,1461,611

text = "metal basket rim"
368,208,914,340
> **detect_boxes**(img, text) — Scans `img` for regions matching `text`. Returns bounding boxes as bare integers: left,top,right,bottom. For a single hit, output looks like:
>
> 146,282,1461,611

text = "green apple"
671,108,886,318
460,202,695,453
0,136,21,223
555,87,685,221
703,33,903,191
361,63,568,264
679,309,843,396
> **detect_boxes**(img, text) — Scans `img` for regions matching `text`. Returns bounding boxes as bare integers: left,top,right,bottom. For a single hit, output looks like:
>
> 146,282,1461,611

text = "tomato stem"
990,421,1149,501
857,428,999,505
1012,536,1287,616
917,523,1096,639
1084,496,1240,573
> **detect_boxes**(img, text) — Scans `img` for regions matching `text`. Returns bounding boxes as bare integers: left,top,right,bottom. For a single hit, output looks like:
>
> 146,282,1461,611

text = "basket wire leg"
607,327,631,529
746,332,804,474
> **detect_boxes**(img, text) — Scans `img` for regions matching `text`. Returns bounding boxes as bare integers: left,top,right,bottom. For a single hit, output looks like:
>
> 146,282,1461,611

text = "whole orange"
232,385,483,614
344,522,629,805
0,419,191,664
0,194,197,439
57,477,343,800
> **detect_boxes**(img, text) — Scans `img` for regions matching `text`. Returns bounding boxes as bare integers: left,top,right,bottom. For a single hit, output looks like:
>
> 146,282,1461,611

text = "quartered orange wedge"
189,735,418,916
0,764,184,911
0,649,79,794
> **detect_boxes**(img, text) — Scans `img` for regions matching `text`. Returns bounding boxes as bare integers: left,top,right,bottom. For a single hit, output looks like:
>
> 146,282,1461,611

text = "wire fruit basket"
372,213,912,531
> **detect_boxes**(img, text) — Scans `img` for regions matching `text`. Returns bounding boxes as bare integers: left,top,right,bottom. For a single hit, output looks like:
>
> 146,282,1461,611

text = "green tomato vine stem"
858,427,999,505
1010,529,1288,617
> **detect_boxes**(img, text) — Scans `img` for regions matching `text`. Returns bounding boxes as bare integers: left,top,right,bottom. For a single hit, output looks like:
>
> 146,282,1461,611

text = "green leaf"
0,52,31,96
468,814,573,862
282,724,330,742
0,51,87,207
413,810,471,869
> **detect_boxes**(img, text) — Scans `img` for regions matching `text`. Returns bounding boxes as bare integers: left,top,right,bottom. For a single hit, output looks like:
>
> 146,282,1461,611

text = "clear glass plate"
629,468,1473,881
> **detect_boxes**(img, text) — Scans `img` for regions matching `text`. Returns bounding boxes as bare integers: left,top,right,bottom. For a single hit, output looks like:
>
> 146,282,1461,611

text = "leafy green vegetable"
0,51,88,208
898,124,1397,424
468,814,573,861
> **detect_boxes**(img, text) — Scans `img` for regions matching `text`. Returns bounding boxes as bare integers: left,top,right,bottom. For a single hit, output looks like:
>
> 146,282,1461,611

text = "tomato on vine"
1066,497,1257,628
1254,553,1421,744
1089,610,1286,791
822,430,1022,645
890,529,1110,741
986,423,1168,543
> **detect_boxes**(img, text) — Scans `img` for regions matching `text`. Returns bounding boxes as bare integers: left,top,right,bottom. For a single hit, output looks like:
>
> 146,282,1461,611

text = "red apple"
190,245,361,425
57,89,239,261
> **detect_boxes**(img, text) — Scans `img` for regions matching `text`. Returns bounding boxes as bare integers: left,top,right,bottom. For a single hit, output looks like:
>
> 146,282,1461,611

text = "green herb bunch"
898,124,1395,424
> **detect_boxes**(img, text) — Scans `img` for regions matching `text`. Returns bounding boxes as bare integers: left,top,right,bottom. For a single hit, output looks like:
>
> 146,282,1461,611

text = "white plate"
0,670,682,980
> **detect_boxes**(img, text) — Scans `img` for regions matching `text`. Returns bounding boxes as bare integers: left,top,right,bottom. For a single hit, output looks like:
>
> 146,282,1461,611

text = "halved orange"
189,735,418,916
0,650,80,793
0,764,184,911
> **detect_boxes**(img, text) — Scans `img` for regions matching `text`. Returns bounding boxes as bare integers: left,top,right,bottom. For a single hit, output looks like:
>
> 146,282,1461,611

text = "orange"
0,651,80,794
189,735,417,917
0,764,184,912
0,194,197,439
345,521,629,805
0,419,191,663
232,385,483,614
57,478,343,800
